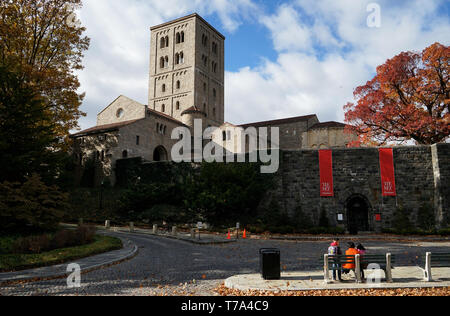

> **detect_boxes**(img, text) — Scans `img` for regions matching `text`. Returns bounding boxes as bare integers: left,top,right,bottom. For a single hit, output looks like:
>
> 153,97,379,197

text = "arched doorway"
153,146,168,161
346,195,370,235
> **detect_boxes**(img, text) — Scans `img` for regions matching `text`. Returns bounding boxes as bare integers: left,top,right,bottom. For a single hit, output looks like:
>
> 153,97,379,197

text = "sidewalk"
0,235,138,285
225,267,450,292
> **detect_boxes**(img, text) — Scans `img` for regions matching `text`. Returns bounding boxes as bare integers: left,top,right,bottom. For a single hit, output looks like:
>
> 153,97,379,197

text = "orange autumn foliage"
0,0,90,149
344,42,449,146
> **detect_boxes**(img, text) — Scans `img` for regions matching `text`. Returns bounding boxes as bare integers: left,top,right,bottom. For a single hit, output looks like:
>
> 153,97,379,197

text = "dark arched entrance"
153,146,168,161
346,195,370,235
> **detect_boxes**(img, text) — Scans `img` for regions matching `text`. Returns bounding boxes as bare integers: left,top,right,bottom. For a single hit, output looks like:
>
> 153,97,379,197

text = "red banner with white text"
379,148,396,196
319,150,334,197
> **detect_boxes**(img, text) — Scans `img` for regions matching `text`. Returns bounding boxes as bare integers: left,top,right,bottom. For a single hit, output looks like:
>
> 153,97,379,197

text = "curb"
0,237,139,286
110,228,237,245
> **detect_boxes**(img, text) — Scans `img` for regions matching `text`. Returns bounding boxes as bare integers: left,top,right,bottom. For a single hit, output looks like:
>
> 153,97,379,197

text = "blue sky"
76,0,450,131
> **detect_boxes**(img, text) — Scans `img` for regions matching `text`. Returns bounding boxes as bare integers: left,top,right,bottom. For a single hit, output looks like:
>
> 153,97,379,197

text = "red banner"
379,148,396,196
319,150,334,197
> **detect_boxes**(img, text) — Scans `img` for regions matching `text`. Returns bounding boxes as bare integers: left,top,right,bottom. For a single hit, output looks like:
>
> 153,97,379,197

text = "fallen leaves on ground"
214,284,450,296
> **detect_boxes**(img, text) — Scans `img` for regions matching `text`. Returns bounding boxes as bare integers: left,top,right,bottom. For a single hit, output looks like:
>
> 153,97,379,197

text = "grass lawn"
0,235,122,272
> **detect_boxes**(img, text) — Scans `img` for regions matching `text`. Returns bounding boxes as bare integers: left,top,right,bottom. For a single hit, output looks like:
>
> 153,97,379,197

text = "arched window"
164,56,169,68
222,131,227,141
165,36,169,47
203,82,207,92
161,104,165,112
176,80,180,89
122,150,128,158
175,53,179,64
160,57,165,69
180,52,184,63
181,31,185,43
176,32,181,44
176,101,180,110
162,84,166,93
160,37,165,48
213,88,217,99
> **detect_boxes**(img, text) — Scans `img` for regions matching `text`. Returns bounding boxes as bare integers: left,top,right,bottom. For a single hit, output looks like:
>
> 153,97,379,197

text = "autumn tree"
0,0,90,147
344,43,449,146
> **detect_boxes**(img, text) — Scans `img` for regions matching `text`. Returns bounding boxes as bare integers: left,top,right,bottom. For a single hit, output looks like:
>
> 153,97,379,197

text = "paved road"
1,233,449,296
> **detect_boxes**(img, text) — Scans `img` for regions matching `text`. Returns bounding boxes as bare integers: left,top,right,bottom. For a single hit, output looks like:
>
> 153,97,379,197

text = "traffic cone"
227,230,231,240
243,229,247,239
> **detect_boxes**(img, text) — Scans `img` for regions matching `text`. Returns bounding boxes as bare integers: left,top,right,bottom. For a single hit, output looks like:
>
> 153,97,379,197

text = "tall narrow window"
180,52,184,63
175,53,179,64
160,57,165,69
176,101,180,110
181,31,185,42
176,32,181,44
162,104,165,112
213,88,217,99
160,37,165,48
164,56,169,68
162,84,166,93
176,80,180,89
136,136,140,146
165,36,169,47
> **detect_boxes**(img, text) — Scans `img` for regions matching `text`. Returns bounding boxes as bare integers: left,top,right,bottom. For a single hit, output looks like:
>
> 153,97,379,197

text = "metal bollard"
105,220,111,230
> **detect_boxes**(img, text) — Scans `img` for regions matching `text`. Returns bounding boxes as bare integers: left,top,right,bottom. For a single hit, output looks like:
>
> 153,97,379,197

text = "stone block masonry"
269,144,449,232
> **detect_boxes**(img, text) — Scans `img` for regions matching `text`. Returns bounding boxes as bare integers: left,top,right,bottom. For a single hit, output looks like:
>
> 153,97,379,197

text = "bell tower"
148,13,225,128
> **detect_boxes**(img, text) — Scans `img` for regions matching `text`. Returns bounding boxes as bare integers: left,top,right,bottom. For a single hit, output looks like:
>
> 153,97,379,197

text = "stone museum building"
71,14,449,233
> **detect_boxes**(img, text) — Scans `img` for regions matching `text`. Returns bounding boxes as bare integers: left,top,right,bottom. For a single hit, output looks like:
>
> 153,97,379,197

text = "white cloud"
75,0,450,131
224,0,450,125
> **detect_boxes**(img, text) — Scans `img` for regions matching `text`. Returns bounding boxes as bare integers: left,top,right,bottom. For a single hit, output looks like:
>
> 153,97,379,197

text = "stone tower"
148,13,225,129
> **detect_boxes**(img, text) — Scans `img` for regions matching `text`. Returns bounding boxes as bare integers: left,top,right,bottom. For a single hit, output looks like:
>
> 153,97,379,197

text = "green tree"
0,174,67,234
184,162,273,227
0,67,63,183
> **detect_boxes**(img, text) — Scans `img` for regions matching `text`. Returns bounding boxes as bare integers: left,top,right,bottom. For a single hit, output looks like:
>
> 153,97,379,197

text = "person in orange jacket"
343,242,359,271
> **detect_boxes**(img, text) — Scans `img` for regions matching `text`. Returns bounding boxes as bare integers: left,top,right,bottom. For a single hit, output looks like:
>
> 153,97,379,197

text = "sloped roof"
239,114,318,129
309,121,347,130
147,108,188,126
71,119,145,138
181,106,207,117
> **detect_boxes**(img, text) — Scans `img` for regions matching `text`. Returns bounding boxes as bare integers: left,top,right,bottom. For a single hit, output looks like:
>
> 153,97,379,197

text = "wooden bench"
420,252,450,282
322,253,395,283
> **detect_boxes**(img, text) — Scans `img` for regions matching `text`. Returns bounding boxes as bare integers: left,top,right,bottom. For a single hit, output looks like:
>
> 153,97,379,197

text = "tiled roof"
239,114,317,128
70,119,145,137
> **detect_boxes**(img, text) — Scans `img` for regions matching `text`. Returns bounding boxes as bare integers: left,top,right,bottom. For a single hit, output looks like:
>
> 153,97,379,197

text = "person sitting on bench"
328,239,343,281
343,242,359,276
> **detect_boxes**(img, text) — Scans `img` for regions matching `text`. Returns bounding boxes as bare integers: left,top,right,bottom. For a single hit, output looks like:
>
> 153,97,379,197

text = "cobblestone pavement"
1,232,449,296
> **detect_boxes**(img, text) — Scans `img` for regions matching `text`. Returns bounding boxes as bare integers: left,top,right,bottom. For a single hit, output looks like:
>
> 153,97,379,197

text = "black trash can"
259,248,281,280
